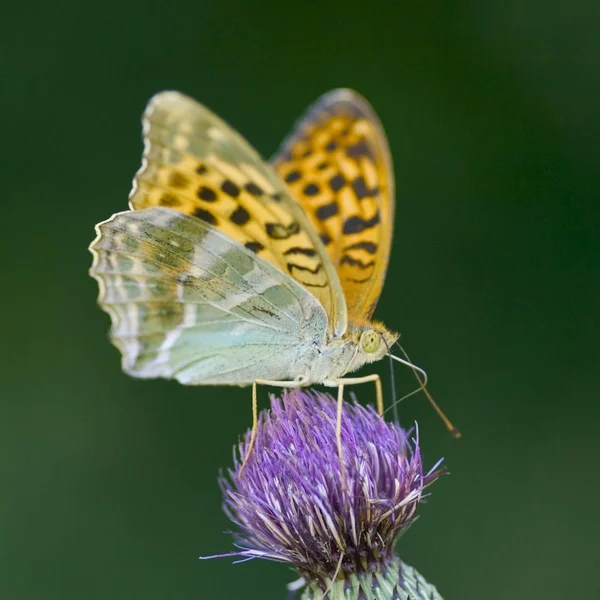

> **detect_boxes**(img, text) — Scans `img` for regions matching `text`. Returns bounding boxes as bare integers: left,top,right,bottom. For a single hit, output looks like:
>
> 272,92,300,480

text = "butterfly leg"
327,374,383,413
324,374,382,493
239,379,303,476
335,382,347,491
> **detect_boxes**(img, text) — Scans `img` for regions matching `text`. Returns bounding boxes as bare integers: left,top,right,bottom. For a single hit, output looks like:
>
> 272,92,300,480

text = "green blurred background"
1,1,598,598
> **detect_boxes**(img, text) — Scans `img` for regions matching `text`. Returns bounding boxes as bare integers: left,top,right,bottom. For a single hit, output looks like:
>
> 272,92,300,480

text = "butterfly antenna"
390,342,461,438
384,356,429,417
383,338,399,424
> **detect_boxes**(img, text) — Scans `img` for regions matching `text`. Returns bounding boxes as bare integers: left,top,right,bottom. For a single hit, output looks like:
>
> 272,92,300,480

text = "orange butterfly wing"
272,89,394,323
128,91,347,336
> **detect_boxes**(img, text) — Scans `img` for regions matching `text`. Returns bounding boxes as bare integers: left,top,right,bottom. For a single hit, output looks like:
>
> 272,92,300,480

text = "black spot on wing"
352,176,379,200
244,182,264,196
315,202,338,221
287,263,323,275
287,262,328,288
344,241,378,254
266,221,300,239
319,232,332,246
285,171,302,183
346,140,375,161
230,206,250,225
329,174,346,192
342,212,380,234
221,180,240,198
193,208,217,225
303,183,320,196
245,241,264,253
283,247,317,257
340,255,375,269
197,186,217,202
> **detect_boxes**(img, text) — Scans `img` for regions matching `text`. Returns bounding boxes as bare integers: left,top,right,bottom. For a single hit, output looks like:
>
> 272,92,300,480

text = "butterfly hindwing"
89,207,329,384
272,89,395,323
129,91,347,336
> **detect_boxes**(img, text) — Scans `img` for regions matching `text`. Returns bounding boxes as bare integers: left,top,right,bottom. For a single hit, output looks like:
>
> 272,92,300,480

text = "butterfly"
89,90,454,469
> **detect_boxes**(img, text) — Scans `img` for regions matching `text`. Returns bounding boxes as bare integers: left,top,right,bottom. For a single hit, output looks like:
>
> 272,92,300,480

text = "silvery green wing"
89,207,329,385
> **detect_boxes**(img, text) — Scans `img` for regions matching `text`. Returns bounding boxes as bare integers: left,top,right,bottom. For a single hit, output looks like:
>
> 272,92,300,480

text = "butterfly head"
345,321,399,372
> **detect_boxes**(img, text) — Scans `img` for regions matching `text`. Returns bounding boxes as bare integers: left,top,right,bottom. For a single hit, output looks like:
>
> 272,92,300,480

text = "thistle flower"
216,390,445,600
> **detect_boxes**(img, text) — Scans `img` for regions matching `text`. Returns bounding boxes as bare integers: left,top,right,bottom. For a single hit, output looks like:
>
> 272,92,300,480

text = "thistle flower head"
219,390,443,594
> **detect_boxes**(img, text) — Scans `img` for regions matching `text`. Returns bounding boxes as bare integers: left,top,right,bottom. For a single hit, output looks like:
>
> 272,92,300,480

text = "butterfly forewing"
272,89,395,322
129,91,347,336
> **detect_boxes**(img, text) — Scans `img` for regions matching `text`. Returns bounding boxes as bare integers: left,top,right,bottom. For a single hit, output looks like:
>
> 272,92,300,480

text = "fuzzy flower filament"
219,390,445,600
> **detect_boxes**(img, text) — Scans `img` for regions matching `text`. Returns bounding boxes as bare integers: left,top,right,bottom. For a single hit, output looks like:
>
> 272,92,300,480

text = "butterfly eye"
360,330,381,354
